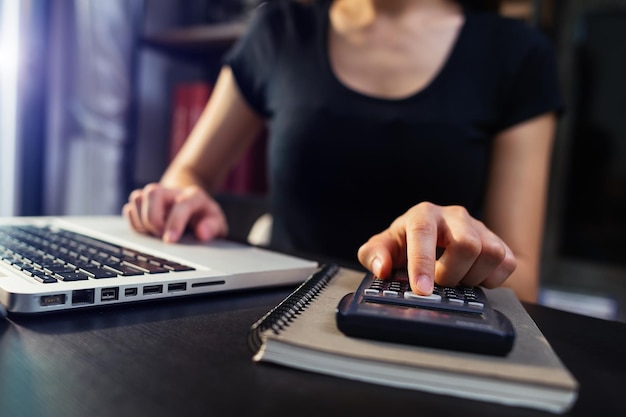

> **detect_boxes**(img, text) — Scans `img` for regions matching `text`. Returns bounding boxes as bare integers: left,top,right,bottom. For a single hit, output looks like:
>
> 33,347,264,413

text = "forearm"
159,66,265,194
484,113,556,304
501,253,539,303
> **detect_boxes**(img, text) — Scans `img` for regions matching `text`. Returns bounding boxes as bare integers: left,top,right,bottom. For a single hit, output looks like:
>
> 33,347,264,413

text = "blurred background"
0,0,625,321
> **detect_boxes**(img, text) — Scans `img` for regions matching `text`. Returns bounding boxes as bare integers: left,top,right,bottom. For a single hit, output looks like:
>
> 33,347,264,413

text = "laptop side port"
40,294,67,307
101,287,119,302
72,289,95,305
124,287,138,297
167,282,187,293
143,284,163,295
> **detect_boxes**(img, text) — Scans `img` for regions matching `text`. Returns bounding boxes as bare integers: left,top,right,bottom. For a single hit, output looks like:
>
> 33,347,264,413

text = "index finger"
404,205,439,296
162,188,224,243
141,184,180,237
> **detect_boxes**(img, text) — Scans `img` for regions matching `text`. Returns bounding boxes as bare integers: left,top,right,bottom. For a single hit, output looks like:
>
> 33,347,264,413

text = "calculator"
336,270,515,356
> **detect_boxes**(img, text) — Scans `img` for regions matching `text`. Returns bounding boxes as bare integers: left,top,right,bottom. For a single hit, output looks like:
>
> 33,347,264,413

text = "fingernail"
416,275,433,294
201,222,213,239
163,229,177,243
371,257,383,276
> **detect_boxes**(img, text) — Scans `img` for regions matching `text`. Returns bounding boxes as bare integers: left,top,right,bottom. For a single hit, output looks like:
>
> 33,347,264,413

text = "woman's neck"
327,0,465,99
331,0,461,32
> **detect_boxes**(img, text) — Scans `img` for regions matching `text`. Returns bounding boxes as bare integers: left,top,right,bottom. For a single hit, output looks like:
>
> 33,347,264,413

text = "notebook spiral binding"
248,263,340,352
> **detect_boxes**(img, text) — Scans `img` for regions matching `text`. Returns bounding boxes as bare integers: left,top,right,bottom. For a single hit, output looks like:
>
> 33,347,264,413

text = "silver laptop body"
0,216,318,314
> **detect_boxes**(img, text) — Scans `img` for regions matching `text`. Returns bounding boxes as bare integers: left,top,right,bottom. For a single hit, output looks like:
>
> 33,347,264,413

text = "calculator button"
404,292,442,303
364,288,380,296
467,301,484,310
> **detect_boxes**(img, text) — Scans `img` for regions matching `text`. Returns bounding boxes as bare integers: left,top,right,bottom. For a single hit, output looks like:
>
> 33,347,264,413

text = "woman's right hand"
122,183,228,243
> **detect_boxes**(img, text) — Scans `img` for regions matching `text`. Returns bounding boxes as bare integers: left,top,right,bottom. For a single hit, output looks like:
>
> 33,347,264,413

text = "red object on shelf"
168,82,213,162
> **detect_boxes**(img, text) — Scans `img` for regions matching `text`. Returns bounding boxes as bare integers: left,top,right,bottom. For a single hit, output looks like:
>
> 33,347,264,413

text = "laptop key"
32,272,58,283
123,259,169,274
55,272,89,281
103,263,145,276
79,266,118,279
45,266,76,275
163,262,195,272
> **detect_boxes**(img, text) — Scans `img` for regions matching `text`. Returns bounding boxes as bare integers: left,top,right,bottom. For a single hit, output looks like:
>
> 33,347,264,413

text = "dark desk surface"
1,283,625,417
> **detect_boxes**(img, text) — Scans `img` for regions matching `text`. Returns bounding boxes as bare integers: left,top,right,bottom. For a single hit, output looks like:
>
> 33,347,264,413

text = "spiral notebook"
248,265,579,414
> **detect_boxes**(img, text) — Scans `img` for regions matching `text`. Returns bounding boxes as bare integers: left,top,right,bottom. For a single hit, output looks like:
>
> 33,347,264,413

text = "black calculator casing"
336,272,515,356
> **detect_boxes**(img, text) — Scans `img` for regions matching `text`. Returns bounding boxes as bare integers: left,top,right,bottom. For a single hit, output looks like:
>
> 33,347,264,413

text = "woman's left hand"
357,202,517,295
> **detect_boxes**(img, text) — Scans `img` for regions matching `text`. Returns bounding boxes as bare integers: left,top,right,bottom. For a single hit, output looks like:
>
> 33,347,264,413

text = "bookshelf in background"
142,22,246,64
144,20,267,196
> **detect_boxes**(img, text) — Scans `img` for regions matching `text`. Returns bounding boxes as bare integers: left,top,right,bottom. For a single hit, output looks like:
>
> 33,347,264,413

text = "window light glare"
0,0,21,216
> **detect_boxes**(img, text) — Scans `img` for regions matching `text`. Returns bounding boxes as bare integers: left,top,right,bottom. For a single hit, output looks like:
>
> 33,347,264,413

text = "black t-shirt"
224,0,562,262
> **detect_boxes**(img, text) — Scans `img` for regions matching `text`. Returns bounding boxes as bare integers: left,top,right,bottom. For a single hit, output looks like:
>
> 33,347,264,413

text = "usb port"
124,287,138,297
40,294,67,307
143,285,163,295
167,282,187,293
101,287,119,302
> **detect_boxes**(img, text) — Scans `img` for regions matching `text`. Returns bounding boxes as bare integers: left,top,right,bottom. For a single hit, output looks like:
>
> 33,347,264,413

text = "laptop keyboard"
0,225,195,284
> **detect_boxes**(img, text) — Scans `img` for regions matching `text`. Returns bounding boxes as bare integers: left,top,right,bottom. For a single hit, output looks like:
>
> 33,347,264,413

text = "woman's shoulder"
234,0,325,56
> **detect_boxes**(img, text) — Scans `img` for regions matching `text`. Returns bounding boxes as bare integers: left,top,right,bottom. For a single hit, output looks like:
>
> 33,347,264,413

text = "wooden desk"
0,283,624,417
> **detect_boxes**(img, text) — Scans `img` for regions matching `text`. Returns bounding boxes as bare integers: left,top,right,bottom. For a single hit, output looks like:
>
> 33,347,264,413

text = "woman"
123,0,561,302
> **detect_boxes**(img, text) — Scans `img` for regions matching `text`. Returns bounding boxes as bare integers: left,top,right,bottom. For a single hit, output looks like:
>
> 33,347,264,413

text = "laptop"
0,215,318,314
